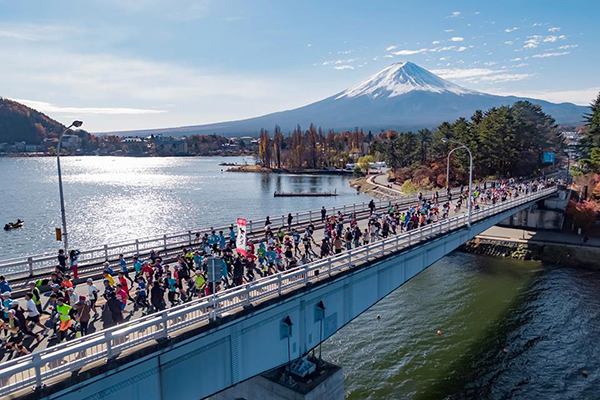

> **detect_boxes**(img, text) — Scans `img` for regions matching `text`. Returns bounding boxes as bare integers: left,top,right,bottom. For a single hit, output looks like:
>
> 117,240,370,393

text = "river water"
1,156,598,399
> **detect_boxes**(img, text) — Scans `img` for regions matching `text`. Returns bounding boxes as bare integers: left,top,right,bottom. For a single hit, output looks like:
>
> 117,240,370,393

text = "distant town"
0,134,259,157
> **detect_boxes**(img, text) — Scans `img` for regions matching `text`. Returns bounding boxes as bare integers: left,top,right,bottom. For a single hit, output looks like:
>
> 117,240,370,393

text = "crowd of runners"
0,176,558,357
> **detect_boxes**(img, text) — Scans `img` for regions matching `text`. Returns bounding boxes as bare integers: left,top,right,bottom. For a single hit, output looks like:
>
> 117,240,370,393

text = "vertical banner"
236,218,247,255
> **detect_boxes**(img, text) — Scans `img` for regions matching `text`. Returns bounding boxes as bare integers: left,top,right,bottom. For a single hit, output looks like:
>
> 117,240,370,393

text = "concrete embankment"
461,228,600,268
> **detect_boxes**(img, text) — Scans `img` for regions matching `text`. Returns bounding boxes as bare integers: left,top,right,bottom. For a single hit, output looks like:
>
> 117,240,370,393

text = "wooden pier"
274,190,338,197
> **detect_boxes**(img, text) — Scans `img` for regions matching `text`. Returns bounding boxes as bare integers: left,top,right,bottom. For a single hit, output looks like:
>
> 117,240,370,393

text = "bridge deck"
0,187,556,399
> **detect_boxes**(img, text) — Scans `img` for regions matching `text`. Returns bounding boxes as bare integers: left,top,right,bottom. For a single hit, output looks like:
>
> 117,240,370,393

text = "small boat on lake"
4,220,24,230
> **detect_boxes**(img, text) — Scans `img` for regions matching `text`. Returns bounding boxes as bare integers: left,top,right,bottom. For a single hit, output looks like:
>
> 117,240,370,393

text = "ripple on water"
321,253,600,400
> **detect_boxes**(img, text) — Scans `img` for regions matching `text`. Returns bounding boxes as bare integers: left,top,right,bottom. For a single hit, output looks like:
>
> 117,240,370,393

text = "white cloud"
386,45,397,51
432,40,441,45
392,48,428,55
524,36,541,49
13,99,167,115
531,51,570,58
532,22,542,27
307,43,312,47
450,37,464,42
333,65,354,70
448,11,461,18
432,67,533,83
224,16,243,22
484,61,498,66
0,24,81,42
504,41,514,45
456,46,468,52
430,46,456,52
543,35,561,43
322,58,357,66
559,44,578,50
383,54,394,58
548,27,561,32
444,29,454,33
505,27,519,33
489,87,600,106
510,57,522,61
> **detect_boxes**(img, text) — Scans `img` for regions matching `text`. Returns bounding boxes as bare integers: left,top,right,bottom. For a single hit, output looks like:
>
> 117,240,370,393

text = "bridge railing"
0,186,556,397
0,187,461,280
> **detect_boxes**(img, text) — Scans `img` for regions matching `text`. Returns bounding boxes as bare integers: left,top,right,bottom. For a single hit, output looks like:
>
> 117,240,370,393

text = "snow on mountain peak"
335,61,478,100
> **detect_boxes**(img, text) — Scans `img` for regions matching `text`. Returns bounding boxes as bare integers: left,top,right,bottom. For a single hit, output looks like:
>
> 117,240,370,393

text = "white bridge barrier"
0,186,556,397
0,187,463,280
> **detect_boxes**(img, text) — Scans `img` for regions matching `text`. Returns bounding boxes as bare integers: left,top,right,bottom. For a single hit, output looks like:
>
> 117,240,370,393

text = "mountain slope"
104,62,587,137
0,97,67,144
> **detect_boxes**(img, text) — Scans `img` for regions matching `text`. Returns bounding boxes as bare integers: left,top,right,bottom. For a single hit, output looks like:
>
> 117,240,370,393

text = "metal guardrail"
0,186,556,397
0,187,461,280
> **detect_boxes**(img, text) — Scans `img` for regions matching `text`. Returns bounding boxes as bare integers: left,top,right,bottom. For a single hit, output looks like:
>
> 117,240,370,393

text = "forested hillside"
0,97,65,144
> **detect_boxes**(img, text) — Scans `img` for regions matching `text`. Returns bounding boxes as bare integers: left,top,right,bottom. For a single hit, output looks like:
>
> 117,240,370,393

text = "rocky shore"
460,237,600,269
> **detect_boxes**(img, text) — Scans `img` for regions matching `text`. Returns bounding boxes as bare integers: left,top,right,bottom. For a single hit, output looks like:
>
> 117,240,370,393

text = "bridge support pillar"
209,358,344,400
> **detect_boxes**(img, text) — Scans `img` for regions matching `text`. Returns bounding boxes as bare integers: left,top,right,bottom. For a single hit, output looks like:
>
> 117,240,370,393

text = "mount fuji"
108,62,586,136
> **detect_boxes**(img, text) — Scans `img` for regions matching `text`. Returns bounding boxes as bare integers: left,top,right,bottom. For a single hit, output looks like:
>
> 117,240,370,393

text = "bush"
566,199,599,232
353,165,365,177
401,180,418,194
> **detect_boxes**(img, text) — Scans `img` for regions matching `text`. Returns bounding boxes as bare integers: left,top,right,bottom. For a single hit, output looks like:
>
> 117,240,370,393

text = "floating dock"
274,190,338,197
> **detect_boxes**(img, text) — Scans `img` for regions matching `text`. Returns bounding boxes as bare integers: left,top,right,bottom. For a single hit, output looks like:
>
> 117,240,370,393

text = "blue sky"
1,0,598,132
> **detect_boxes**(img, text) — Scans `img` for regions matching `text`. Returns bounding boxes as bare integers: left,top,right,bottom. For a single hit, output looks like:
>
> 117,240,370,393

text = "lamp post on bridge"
445,146,463,187
442,138,473,227
56,120,83,254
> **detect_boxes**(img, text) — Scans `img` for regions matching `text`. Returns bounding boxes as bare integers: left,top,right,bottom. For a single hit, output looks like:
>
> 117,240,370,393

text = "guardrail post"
381,241,385,255
104,245,108,261
188,230,192,245
282,215,285,228
32,352,42,389
27,257,34,277
309,210,312,223
210,295,217,321
161,312,169,338
135,239,140,254
304,265,309,284
106,331,114,359
163,235,167,251
328,257,332,276
277,274,283,295
245,283,251,306
366,246,370,262
348,250,352,265
249,220,253,233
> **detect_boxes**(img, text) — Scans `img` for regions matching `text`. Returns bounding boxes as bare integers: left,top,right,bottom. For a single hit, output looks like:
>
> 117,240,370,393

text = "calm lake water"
322,252,600,400
0,156,368,260
2,156,598,399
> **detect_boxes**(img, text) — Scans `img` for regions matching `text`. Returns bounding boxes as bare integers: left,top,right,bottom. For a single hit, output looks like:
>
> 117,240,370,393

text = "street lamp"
57,120,83,254
446,146,463,187
442,138,473,227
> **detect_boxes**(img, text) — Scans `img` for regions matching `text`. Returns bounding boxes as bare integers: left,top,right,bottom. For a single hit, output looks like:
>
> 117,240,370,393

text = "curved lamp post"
442,138,473,227
57,120,83,253
446,146,463,187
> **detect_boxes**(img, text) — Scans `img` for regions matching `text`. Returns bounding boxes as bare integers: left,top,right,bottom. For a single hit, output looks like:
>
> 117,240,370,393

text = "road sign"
542,152,555,164
207,257,220,283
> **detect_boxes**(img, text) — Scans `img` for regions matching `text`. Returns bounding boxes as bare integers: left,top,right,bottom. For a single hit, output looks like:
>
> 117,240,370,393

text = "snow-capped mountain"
336,62,478,99
105,62,586,137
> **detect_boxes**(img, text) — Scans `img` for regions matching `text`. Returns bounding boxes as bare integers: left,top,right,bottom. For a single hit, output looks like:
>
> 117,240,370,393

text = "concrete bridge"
0,187,557,400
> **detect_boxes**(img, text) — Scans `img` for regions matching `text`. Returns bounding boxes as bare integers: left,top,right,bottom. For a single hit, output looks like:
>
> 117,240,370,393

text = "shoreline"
227,164,353,175
461,227,600,269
